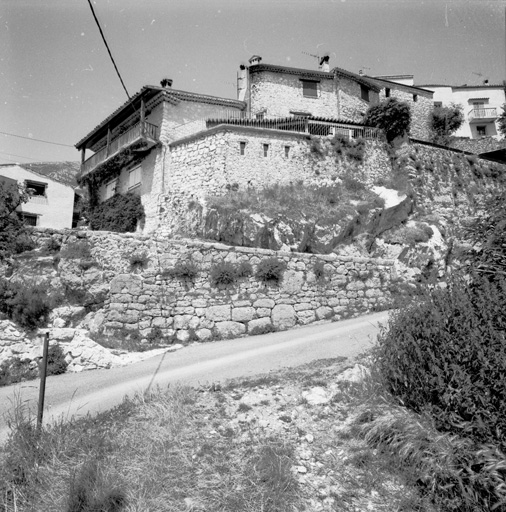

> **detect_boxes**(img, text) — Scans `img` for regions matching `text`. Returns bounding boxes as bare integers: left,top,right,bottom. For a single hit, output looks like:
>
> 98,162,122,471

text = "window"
360,85,370,102
239,141,246,155
25,180,46,197
473,102,486,117
301,80,318,98
105,178,117,200
21,213,38,226
284,146,290,158
128,167,141,191
385,88,390,98
263,144,269,157
413,94,418,102
434,101,442,108
477,125,487,137
256,112,265,121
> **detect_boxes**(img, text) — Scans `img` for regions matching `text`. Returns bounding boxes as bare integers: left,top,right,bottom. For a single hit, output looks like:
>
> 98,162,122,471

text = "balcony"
80,121,159,178
468,107,498,123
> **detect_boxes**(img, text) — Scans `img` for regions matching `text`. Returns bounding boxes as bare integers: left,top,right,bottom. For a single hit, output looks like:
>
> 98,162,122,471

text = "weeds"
255,257,286,284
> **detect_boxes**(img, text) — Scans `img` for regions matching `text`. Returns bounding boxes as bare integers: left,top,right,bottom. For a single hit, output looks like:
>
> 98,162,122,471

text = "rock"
247,317,273,335
296,465,308,474
79,310,106,335
302,387,331,405
315,306,333,320
280,270,304,294
49,328,76,341
253,298,275,309
206,305,231,322
214,321,246,339
196,328,212,341
335,364,370,383
271,304,296,330
232,307,255,322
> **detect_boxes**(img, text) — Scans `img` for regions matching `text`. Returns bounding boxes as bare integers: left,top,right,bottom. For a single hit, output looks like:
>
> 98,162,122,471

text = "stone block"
247,317,273,335
316,306,333,320
214,321,246,339
253,298,275,308
297,310,316,325
256,308,271,318
271,304,296,330
196,328,212,341
173,314,193,330
206,305,231,321
294,302,312,312
232,307,255,322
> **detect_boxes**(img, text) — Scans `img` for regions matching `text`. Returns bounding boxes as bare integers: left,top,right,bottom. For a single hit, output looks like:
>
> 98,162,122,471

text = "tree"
497,104,506,138
0,180,29,260
363,98,411,143
429,103,464,146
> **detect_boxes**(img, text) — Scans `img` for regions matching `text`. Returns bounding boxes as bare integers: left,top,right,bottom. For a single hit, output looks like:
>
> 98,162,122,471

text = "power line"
0,130,74,148
0,150,40,162
86,0,131,101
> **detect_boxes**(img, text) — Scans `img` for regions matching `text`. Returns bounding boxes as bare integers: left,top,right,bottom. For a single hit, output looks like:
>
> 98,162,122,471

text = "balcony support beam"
106,125,111,157
140,98,146,137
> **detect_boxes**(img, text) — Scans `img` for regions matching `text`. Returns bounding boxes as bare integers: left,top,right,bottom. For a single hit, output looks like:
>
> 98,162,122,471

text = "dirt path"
0,311,389,445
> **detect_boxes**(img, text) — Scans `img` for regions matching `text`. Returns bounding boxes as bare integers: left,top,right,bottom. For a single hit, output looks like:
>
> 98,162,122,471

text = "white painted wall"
0,165,75,228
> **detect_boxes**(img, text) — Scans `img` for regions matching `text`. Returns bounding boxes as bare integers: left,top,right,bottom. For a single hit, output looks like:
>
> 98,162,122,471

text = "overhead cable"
0,131,74,147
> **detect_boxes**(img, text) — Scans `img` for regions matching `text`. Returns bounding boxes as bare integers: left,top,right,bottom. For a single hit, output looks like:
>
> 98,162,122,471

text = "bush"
0,358,37,387
313,260,326,281
14,234,37,254
255,257,286,284
236,260,253,278
0,280,52,330
0,181,30,260
429,103,464,146
88,193,144,233
210,261,237,286
129,251,149,270
363,98,411,143
375,274,506,451
163,260,199,280
47,344,68,376
60,241,93,260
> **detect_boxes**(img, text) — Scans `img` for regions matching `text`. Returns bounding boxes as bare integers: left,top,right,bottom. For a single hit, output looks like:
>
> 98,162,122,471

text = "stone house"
0,164,78,229
75,56,424,234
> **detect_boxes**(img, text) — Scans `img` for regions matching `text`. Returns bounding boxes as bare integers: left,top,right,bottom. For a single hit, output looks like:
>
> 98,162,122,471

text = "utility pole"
37,332,49,430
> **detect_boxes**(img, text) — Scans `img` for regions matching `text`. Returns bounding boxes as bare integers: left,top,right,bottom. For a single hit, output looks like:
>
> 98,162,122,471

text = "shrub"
236,260,253,278
0,181,30,260
164,260,199,280
47,344,68,376
376,274,506,451
88,193,144,233
43,237,61,254
129,251,149,271
255,257,286,284
60,241,93,260
0,358,37,387
14,234,37,254
313,260,326,281
0,280,52,330
209,261,237,286
429,103,464,146
363,98,411,143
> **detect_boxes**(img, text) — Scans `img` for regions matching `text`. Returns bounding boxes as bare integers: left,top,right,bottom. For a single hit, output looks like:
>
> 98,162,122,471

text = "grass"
1,355,503,511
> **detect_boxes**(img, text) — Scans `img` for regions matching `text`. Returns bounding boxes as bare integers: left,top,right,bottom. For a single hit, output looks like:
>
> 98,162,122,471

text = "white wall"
0,165,75,229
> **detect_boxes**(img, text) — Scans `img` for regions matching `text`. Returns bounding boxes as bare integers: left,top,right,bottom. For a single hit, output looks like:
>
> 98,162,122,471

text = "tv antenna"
302,51,322,62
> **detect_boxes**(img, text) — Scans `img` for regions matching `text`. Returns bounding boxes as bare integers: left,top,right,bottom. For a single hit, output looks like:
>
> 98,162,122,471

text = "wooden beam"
81,148,86,165
106,125,111,157
140,97,145,136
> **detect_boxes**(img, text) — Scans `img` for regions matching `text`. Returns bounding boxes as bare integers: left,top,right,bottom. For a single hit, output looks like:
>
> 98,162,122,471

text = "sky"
1,0,505,165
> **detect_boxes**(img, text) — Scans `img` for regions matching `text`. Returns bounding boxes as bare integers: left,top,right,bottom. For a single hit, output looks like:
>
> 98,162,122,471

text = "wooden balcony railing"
80,121,159,178
468,108,497,122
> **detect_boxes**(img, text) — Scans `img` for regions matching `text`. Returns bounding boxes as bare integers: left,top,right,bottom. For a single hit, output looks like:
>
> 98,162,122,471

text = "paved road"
0,311,390,445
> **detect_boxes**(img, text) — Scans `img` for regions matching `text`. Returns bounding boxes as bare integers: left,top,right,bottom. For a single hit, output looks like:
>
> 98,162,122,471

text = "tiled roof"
366,76,433,96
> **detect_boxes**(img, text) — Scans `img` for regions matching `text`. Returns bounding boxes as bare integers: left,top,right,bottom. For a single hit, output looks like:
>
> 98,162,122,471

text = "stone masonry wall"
28,230,401,346
337,76,380,123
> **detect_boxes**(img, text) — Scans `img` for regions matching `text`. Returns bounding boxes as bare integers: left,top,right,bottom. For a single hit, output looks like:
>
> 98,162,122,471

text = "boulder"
271,304,296,330
214,321,246,339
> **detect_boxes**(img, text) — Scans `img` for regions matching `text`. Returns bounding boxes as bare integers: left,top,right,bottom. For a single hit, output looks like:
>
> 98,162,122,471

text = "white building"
0,164,77,229
418,83,505,140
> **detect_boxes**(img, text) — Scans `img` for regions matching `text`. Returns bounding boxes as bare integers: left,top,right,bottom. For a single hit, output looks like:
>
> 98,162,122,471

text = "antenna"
302,50,321,61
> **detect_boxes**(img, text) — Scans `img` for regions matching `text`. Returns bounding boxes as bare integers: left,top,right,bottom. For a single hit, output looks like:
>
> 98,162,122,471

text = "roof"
0,162,80,188
248,62,380,91
76,86,246,150
365,76,433,96
419,84,504,90
206,115,371,127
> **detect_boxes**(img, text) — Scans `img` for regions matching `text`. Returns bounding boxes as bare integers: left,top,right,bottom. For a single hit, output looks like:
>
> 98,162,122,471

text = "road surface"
0,311,390,445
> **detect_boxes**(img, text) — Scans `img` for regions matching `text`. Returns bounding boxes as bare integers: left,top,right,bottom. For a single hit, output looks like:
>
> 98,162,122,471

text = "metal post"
37,332,49,430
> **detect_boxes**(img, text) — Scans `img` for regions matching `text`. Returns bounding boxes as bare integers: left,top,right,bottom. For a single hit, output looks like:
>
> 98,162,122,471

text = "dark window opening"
477,125,487,137
284,146,290,158
240,141,246,155
413,94,418,102
434,101,442,108
22,213,38,226
263,144,269,157
25,180,46,197
301,80,318,98
256,112,265,121
360,85,370,102
385,88,390,98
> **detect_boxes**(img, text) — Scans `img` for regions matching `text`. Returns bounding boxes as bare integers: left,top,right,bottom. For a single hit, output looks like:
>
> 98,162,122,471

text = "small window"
360,85,370,102
385,88,390,98
434,101,442,108
413,94,418,102
284,146,290,158
301,80,318,98
239,141,246,155
21,213,38,226
25,180,46,197
256,112,265,121
128,167,141,191
263,144,269,157
105,178,117,200
477,125,487,137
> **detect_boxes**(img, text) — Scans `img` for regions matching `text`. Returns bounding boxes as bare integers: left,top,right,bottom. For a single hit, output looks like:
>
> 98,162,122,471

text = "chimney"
483,79,489,86
358,69,364,76
160,78,173,88
249,55,262,66
237,64,248,102
319,55,330,73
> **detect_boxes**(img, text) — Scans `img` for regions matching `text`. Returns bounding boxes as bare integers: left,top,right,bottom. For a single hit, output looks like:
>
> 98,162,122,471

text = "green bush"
14,234,37,254
0,358,37,387
47,344,68,376
255,257,286,284
88,193,144,233
376,274,506,451
129,251,149,270
163,260,199,280
60,241,93,260
236,260,253,278
363,98,411,143
0,280,52,330
209,261,237,286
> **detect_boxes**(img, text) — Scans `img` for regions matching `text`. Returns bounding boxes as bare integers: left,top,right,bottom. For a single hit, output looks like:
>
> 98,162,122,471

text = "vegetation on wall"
255,257,286,284
0,182,31,261
209,260,253,287
88,193,144,233
363,98,411,143
429,103,464,146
